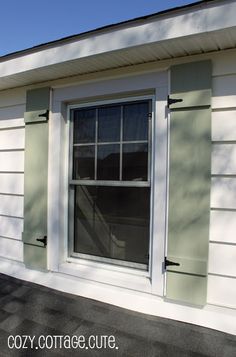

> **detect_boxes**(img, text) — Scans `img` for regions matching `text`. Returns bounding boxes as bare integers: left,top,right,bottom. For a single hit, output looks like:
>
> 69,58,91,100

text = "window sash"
72,185,150,267
70,180,150,187
71,99,152,184
68,97,153,269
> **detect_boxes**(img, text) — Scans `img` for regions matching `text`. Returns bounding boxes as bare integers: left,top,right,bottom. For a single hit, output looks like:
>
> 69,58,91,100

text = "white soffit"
0,0,236,90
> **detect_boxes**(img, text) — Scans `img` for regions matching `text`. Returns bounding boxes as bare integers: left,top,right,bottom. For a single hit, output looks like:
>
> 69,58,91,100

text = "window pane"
122,143,148,181
74,186,150,265
97,144,120,180
98,106,120,142
123,102,149,141
73,146,95,180
73,109,96,143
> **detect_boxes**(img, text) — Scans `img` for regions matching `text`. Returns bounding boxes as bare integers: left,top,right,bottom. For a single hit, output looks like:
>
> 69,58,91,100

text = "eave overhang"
0,0,236,90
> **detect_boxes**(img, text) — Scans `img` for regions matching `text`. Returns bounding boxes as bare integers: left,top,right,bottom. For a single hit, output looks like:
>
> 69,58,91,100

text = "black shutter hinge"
167,95,183,108
36,236,47,247
164,257,180,269
38,110,49,120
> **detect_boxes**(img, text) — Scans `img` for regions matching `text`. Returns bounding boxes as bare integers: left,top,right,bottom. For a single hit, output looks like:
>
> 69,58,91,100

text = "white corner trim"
0,257,235,336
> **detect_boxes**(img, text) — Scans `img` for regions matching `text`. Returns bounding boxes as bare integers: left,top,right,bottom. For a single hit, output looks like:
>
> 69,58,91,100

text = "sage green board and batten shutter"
166,61,212,306
22,87,50,270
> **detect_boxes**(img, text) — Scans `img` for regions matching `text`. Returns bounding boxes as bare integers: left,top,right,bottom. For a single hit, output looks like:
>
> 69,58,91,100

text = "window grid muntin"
72,100,150,184
73,140,148,146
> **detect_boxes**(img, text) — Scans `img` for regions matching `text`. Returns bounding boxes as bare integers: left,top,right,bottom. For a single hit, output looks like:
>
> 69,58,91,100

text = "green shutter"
166,61,212,306
22,87,50,270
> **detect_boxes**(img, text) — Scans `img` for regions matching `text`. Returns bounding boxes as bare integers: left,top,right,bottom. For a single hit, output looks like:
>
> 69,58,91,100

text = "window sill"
58,259,152,293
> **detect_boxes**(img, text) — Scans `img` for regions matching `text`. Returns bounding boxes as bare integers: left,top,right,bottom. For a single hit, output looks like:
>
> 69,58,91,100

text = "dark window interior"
71,99,151,267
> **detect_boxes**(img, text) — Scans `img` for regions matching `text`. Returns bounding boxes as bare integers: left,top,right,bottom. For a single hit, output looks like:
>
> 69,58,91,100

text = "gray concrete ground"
0,273,235,356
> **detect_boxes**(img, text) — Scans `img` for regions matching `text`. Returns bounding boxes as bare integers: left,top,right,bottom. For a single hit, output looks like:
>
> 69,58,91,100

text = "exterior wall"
0,50,236,333
0,88,26,263
208,53,236,309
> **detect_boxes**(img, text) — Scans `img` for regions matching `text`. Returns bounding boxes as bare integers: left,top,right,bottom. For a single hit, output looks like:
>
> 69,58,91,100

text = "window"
69,98,152,270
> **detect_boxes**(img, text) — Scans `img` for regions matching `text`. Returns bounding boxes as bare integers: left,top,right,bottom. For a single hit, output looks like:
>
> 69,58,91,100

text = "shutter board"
170,89,211,109
170,61,211,109
24,123,48,241
22,87,50,270
166,273,207,306
171,61,212,93
24,110,49,124
25,87,50,123
166,61,211,306
24,244,47,271
167,256,207,276
26,87,50,111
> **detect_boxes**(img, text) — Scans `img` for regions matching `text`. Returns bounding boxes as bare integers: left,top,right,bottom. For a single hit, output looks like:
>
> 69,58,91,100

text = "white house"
0,0,236,335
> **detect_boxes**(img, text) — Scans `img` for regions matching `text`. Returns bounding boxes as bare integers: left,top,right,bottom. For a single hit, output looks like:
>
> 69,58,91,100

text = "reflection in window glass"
74,186,150,265
122,143,148,181
71,99,151,269
123,102,149,141
73,146,95,180
98,106,121,142
73,109,96,143
97,144,120,180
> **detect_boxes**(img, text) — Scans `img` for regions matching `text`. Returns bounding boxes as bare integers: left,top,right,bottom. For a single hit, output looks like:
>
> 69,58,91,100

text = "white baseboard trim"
0,257,235,336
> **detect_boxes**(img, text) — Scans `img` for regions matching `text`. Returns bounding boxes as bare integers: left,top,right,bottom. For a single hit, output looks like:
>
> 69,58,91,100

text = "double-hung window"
69,98,152,270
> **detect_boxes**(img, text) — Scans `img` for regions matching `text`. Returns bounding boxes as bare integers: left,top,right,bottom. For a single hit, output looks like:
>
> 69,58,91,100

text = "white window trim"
48,71,168,296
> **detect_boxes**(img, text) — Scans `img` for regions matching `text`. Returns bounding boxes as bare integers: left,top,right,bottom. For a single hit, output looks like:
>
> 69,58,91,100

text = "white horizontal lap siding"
208,58,236,308
0,88,25,109
0,192,24,261
0,173,23,195
212,110,236,142
0,151,24,172
213,51,236,77
0,128,24,151
0,195,23,219
211,177,236,209
212,74,236,110
211,66,236,209
0,91,25,263
212,144,236,175
210,210,236,244
0,216,23,240
0,238,23,262
0,104,25,129
208,275,236,309
208,244,236,278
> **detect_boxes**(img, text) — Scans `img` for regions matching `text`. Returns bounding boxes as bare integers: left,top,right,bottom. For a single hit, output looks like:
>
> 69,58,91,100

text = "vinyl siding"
208,53,236,308
0,89,25,262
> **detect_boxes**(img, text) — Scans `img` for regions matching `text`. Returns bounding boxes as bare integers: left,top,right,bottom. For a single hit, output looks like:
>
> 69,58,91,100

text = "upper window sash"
69,97,153,185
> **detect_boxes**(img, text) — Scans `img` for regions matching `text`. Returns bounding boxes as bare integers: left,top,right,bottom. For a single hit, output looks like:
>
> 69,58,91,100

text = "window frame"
67,95,155,272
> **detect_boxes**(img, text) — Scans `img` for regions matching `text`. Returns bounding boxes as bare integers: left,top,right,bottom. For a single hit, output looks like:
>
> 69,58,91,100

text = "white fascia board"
0,0,236,79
